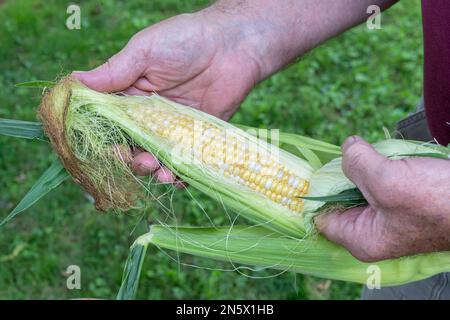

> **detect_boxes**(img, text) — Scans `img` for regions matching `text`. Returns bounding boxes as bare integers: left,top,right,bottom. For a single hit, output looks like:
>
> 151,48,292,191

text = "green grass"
0,0,424,299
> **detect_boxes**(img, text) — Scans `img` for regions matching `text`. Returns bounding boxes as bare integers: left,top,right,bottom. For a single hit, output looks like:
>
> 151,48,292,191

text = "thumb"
341,136,386,191
72,44,143,92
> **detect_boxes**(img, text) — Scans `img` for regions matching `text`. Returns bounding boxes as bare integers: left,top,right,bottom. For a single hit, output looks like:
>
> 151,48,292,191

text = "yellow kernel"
281,185,290,196
260,176,268,188
274,183,282,195
301,181,310,194
242,170,250,181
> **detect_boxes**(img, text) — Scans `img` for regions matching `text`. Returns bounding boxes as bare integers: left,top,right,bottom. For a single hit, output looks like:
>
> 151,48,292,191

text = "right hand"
72,11,265,184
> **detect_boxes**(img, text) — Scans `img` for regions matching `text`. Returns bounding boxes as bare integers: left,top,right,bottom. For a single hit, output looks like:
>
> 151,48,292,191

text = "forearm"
201,0,398,79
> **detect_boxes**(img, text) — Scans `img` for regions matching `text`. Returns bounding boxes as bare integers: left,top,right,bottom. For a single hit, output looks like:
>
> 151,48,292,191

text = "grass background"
0,0,424,299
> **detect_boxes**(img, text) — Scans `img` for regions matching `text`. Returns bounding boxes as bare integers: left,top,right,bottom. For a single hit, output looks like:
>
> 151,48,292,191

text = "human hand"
73,11,266,184
315,136,450,262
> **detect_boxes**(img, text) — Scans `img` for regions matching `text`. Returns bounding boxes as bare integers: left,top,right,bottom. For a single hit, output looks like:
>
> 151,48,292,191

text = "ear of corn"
57,78,319,237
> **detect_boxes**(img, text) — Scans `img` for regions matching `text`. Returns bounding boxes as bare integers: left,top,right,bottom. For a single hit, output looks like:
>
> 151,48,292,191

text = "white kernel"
276,170,284,180
293,178,300,188
204,128,212,137
288,176,294,185
265,178,273,190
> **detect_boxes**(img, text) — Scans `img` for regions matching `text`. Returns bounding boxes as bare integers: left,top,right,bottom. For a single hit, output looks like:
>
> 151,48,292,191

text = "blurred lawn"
0,0,424,299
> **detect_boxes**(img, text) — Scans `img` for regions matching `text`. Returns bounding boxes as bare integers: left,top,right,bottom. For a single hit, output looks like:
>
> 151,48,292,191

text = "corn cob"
125,105,309,213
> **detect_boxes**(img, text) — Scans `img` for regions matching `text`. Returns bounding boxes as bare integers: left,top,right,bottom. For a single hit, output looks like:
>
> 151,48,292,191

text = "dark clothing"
362,273,450,300
422,0,450,145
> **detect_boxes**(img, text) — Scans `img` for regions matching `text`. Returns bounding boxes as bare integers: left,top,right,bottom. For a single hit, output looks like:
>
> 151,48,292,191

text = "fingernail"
342,135,362,153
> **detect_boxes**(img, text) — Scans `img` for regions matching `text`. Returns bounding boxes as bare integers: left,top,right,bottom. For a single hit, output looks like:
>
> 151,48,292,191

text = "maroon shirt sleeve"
421,1,450,145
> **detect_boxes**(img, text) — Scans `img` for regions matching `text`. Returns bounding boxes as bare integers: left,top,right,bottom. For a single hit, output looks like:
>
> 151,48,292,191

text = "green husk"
117,225,450,299
236,123,342,164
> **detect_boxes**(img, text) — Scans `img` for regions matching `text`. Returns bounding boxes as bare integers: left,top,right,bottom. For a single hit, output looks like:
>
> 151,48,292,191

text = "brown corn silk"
39,77,140,211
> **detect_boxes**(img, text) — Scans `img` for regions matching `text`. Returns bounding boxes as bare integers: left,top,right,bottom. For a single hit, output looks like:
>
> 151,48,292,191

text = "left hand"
315,136,450,262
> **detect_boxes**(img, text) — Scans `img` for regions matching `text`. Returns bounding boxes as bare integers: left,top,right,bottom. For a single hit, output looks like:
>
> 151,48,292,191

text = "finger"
123,86,151,96
133,77,155,92
315,206,387,262
132,152,160,176
341,136,387,191
131,150,186,187
72,43,143,92
155,167,176,184
315,207,365,246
